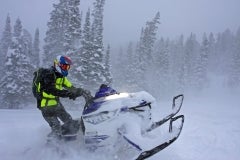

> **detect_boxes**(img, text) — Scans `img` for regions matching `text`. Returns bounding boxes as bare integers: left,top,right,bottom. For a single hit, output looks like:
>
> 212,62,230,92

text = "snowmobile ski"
146,94,184,132
136,115,184,160
133,94,184,159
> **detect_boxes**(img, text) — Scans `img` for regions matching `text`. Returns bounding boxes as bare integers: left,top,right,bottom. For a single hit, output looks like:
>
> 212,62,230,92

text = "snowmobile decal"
118,129,143,151
83,110,118,125
82,101,106,115
85,135,110,144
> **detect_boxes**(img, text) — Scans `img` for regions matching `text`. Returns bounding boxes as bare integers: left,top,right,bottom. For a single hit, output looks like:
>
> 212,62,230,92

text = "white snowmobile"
55,84,184,160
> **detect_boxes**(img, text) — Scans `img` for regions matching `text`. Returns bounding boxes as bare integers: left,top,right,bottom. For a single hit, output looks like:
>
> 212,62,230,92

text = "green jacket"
37,67,73,108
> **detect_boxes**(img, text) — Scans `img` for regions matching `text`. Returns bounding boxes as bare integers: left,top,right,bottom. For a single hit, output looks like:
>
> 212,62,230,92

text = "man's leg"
55,102,80,135
41,108,62,138
56,102,72,123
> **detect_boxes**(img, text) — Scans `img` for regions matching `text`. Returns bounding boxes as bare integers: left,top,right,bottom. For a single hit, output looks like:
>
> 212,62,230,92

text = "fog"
1,0,240,47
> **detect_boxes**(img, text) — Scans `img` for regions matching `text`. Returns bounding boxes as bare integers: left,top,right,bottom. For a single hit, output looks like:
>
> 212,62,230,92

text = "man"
33,55,92,139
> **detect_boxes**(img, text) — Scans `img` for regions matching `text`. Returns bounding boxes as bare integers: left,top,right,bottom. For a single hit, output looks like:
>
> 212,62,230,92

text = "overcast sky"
1,0,240,47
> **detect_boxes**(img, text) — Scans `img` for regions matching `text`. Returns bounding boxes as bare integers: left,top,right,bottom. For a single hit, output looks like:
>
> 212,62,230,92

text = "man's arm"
67,86,93,101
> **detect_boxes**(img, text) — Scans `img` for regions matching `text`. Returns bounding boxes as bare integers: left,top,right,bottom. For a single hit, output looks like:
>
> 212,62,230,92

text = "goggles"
59,63,70,70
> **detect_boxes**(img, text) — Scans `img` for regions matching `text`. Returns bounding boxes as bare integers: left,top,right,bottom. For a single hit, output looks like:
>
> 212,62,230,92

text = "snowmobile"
50,84,184,160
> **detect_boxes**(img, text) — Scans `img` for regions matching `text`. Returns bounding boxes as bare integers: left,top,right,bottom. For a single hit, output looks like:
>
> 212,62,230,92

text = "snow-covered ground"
150,90,240,160
1,86,240,160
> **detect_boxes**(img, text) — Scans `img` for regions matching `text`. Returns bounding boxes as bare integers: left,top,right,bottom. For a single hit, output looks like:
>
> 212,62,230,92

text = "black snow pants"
41,102,72,137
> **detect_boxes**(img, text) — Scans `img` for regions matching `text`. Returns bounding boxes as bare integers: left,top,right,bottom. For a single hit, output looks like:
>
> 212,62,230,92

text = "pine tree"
136,12,160,90
0,18,33,108
44,2,64,65
22,28,35,75
44,0,82,66
113,46,125,90
0,15,12,100
33,28,41,68
214,29,234,75
193,33,209,90
91,0,105,49
208,32,216,72
125,42,137,91
0,14,12,65
13,18,22,38
134,28,144,84
152,38,170,96
1,18,23,108
104,44,112,85
227,27,240,88
175,35,185,93
22,29,33,61
87,0,106,91
64,0,82,55
183,33,200,90
78,8,93,88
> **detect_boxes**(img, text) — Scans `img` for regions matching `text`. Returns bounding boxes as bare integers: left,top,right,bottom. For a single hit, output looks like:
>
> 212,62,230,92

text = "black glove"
82,90,93,103
67,88,93,102
67,91,79,100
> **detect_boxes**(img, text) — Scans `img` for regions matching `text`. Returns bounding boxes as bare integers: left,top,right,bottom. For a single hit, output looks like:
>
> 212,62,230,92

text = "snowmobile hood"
83,91,155,116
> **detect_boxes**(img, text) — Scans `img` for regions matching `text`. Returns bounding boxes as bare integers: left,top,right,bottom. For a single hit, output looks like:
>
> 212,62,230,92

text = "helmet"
54,55,72,76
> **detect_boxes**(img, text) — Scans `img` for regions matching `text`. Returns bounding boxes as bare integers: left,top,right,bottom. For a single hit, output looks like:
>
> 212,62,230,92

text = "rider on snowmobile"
35,55,92,139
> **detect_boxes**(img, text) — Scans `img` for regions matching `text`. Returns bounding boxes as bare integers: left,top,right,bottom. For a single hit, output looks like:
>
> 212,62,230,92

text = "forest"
0,0,240,109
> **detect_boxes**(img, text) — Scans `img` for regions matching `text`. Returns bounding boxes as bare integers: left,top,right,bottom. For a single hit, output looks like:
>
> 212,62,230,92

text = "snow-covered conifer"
0,14,12,65
44,0,82,66
136,12,160,90
74,8,92,87
193,33,209,90
0,18,33,108
86,0,106,91
227,27,240,88
183,33,200,90
33,28,40,67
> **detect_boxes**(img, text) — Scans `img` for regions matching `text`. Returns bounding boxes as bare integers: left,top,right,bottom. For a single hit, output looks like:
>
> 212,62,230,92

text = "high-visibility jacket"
38,75,73,108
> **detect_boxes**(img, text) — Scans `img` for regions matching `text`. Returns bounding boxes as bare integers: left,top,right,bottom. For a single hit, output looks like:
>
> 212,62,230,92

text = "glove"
67,91,78,100
82,89,93,103
67,88,93,102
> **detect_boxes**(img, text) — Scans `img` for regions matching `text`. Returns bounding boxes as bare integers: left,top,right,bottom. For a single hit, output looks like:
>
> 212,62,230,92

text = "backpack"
32,68,44,99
